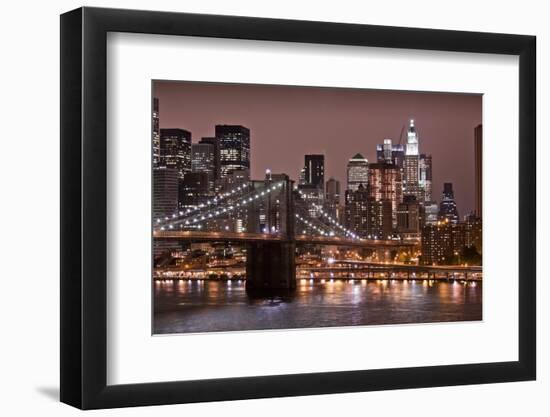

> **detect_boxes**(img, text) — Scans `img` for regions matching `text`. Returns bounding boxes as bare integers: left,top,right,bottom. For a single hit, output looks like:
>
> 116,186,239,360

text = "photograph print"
152,81,483,335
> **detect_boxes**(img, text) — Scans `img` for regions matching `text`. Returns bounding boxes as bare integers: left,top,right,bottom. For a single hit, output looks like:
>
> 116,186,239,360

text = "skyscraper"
199,136,220,181
421,221,454,265
325,177,341,220
216,125,250,179
368,162,402,229
402,119,433,202
419,153,433,201
178,172,209,208
304,154,325,187
191,142,215,191
438,183,459,224
152,97,160,168
376,139,405,168
367,199,393,239
153,166,178,220
159,128,192,180
403,119,423,201
397,195,421,240
346,153,369,191
344,184,369,238
475,124,483,219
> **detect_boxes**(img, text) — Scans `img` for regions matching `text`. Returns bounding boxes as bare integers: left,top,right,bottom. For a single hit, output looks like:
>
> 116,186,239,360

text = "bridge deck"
153,230,416,247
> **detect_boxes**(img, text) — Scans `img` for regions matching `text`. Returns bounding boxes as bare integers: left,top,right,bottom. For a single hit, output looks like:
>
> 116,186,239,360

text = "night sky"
154,81,481,215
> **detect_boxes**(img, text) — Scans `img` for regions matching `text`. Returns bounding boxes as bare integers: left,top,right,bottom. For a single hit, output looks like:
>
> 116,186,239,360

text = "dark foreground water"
153,279,482,334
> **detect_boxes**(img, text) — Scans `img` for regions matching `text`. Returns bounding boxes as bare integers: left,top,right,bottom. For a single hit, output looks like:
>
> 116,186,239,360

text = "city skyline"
154,81,481,215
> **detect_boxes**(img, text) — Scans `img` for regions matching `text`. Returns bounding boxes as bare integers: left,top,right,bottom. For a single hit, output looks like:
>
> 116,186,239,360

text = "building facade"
304,154,325,188
344,184,369,238
191,142,215,191
152,97,160,168
397,195,421,240
438,182,459,224
216,125,250,179
346,153,369,191
368,162,402,229
153,166,179,220
159,128,192,180
475,124,483,219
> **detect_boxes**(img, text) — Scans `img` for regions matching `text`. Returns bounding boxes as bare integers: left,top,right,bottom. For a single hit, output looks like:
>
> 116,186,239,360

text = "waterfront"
153,278,482,334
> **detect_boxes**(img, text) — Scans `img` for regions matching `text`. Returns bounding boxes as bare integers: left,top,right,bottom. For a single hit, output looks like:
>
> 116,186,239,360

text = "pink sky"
154,81,481,215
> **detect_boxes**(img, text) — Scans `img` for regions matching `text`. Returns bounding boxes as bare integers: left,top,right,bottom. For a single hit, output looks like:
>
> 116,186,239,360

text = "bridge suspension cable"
155,182,255,226
295,189,361,240
155,181,285,231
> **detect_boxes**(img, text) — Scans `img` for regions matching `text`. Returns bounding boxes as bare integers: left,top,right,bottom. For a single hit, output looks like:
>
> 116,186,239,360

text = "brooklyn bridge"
153,176,471,292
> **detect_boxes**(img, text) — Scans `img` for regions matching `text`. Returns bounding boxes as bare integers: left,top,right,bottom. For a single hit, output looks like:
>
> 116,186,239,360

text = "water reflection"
154,280,482,334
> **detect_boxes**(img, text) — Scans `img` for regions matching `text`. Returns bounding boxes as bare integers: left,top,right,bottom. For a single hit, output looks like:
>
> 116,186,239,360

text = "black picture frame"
60,6,536,410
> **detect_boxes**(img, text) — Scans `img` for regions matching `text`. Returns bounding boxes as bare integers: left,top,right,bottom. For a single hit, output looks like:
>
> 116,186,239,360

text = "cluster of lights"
295,189,361,240
156,183,254,225
295,213,336,237
156,182,284,231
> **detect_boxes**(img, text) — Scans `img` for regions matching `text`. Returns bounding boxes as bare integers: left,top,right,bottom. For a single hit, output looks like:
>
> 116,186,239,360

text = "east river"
153,278,482,334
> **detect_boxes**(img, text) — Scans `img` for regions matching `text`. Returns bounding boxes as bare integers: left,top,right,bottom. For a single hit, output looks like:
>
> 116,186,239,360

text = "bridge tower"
246,176,296,293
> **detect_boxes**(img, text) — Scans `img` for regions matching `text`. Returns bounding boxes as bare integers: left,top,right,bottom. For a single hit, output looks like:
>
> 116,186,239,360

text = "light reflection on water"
154,280,482,334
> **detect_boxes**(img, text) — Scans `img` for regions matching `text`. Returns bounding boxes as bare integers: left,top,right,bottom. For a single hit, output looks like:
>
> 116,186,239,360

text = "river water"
153,279,482,334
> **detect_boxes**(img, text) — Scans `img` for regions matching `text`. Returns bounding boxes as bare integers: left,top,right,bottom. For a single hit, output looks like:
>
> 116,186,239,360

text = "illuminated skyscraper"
474,124,483,219
325,177,341,220
368,162,402,229
216,125,250,179
199,136,220,180
397,195,421,240
159,128,192,180
304,154,325,187
438,183,459,224
419,154,432,201
403,119,423,200
153,166,178,219
179,172,209,208
344,184,369,238
191,142,215,191
152,97,160,168
346,153,369,191
376,139,405,168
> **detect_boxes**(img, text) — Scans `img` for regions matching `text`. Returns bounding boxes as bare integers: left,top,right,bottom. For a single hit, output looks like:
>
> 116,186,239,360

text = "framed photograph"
60,6,536,409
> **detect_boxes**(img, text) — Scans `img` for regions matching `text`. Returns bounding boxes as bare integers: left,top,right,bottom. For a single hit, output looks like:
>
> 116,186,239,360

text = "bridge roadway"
300,261,482,274
153,230,417,248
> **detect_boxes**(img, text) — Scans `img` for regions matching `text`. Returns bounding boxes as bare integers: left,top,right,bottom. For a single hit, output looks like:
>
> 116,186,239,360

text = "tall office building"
465,212,483,253
421,221,454,265
178,172,209,208
423,201,439,226
376,139,405,168
346,153,369,191
191,142,215,191
159,128,192,180
474,124,483,219
367,199,393,239
297,183,324,218
397,195,421,239
199,136,220,180
419,154,433,201
344,184,369,238
304,154,325,187
216,125,250,179
403,119,424,201
438,183,459,224
152,97,160,168
153,166,178,219
221,168,250,192
325,177,341,220
368,162,402,229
